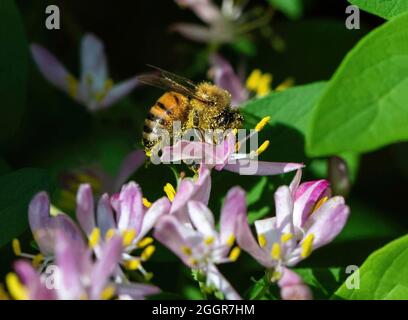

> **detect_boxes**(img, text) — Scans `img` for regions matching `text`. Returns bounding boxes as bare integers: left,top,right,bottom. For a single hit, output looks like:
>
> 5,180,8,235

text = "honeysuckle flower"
163,164,211,224
6,232,159,300
172,0,271,45
57,150,146,211
236,170,350,275
31,33,140,112
278,268,313,300
209,54,294,106
76,182,171,278
160,125,304,176
154,187,246,300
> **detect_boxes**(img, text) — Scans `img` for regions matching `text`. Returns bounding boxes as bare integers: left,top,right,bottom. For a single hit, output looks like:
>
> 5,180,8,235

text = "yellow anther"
123,259,141,270
137,237,154,248
255,116,271,132
50,204,62,217
141,245,156,261
5,273,28,300
105,228,116,241
32,254,44,268
181,246,192,256
256,73,272,97
270,270,282,282
204,236,215,245
281,233,293,243
226,234,235,247
100,285,115,300
301,233,315,258
144,272,154,281
188,258,198,266
229,246,241,262
257,234,267,248
12,239,21,256
246,69,262,91
143,197,152,208
122,229,137,247
95,79,114,103
163,183,176,202
89,228,101,249
313,196,329,213
270,243,281,260
275,77,294,92
0,284,10,300
256,140,270,156
66,74,79,98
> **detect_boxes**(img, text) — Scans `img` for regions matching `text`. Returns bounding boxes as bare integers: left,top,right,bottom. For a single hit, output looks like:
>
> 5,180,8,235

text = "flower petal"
220,187,246,244
100,76,140,109
116,283,160,300
206,264,241,300
175,0,222,24
223,161,304,176
30,44,70,93
96,193,116,235
171,23,214,43
187,201,216,237
192,164,211,205
170,178,195,222
76,184,95,235
137,197,171,241
274,185,294,234
278,268,312,300
80,33,108,91
113,150,146,192
117,182,144,232
303,196,350,249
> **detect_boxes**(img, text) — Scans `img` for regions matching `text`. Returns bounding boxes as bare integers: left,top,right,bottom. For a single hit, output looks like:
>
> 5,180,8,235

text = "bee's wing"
138,66,213,103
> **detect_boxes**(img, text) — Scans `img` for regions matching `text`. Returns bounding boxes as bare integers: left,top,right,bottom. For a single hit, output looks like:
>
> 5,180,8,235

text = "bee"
139,67,244,156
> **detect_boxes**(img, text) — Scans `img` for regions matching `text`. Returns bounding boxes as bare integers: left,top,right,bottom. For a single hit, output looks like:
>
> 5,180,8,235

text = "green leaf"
0,168,53,248
0,0,28,143
268,0,302,19
348,0,408,20
334,234,408,299
307,12,408,156
242,82,326,162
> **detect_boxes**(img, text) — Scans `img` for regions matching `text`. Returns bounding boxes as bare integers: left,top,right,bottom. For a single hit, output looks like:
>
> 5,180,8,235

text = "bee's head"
215,108,244,131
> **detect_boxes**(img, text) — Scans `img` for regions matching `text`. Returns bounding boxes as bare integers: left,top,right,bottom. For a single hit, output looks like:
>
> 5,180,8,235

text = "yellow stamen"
189,258,198,266
163,183,176,202
256,140,270,156
122,229,137,247
88,228,101,249
144,272,154,281
275,77,294,92
5,273,28,300
281,233,293,243
66,74,79,98
12,239,21,256
141,245,156,261
255,116,271,132
301,233,314,258
181,246,192,256
246,69,262,91
32,254,44,268
226,234,235,247
258,234,267,248
313,196,329,213
123,259,141,270
229,246,241,262
145,150,152,158
256,73,272,97
204,236,215,245
105,228,116,241
137,237,154,248
270,242,281,260
100,285,115,300
50,204,62,217
143,197,152,208
0,284,10,300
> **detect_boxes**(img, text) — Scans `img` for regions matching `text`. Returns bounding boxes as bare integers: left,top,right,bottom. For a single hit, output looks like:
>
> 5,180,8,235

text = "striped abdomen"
143,91,189,150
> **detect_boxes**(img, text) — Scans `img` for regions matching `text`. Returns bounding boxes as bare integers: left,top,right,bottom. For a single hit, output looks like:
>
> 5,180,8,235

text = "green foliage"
0,168,53,248
334,234,408,299
0,0,28,144
349,0,408,20
268,0,303,19
307,12,408,156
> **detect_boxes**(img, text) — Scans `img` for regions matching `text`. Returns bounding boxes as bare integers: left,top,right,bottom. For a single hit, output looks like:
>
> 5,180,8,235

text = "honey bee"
139,67,244,155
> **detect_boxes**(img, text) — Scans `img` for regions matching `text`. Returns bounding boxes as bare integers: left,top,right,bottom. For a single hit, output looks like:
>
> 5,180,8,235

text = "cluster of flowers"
4,150,349,300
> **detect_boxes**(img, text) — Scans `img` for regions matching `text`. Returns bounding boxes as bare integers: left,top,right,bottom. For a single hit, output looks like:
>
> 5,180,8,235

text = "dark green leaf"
348,0,408,20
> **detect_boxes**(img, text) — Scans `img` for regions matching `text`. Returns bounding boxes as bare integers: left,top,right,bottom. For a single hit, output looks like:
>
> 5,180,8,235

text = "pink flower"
31,33,140,111
154,187,247,300
236,169,350,270
278,268,313,300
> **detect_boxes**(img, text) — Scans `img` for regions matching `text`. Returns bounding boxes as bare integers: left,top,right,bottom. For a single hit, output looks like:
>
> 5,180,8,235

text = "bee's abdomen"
143,92,189,149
